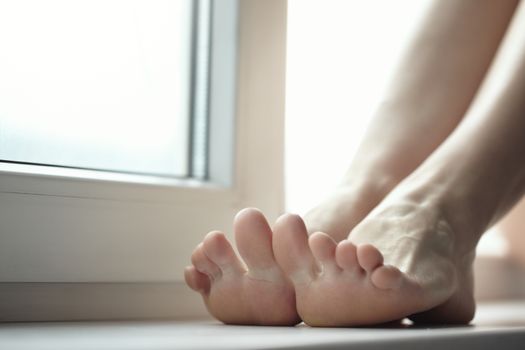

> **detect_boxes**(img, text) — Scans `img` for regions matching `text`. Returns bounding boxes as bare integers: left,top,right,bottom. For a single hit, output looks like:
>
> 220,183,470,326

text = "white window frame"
0,0,287,321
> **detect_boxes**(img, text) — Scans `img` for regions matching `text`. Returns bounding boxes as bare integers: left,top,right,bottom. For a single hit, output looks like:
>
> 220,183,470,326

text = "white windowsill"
1,302,524,350
0,162,217,189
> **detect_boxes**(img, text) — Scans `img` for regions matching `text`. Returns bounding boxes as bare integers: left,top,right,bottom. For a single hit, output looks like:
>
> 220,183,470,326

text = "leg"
185,0,519,326
276,0,525,326
304,0,519,242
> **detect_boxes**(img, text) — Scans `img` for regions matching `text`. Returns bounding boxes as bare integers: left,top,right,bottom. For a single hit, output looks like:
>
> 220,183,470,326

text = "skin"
185,0,524,326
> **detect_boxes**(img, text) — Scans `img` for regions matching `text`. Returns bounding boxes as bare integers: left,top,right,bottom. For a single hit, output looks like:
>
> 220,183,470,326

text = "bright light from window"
285,0,431,213
0,0,193,177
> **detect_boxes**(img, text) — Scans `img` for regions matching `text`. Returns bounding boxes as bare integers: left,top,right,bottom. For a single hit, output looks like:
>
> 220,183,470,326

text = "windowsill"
0,161,235,208
0,161,229,194
1,302,524,350
0,161,207,188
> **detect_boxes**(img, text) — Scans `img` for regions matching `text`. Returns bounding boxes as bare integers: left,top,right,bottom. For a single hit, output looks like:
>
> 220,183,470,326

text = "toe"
202,231,246,275
273,213,318,284
191,243,222,280
234,208,279,275
184,266,211,294
309,232,339,274
356,243,384,273
335,240,361,271
370,265,403,290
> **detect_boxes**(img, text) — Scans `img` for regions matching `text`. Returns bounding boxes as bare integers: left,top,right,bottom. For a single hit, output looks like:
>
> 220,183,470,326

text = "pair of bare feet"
184,172,476,326
184,0,525,327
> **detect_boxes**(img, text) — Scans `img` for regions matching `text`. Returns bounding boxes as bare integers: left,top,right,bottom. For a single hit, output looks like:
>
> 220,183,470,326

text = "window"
0,0,287,321
0,0,211,178
0,0,242,282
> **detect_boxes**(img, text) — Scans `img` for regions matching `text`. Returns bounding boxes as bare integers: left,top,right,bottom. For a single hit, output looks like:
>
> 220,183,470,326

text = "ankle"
303,173,398,242
391,169,482,256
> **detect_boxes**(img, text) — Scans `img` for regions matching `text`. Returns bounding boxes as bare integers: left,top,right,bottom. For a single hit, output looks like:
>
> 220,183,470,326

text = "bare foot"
273,192,475,326
350,196,476,325
185,208,300,325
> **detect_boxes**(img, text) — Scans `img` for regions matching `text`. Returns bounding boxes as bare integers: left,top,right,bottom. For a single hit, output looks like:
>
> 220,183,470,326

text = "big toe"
273,213,318,284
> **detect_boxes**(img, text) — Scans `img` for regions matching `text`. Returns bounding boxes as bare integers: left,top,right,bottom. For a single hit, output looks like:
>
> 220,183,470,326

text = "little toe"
234,208,280,278
370,265,403,290
309,232,339,273
191,243,222,280
273,213,318,284
335,240,361,271
185,266,211,294
356,243,384,273
202,231,246,276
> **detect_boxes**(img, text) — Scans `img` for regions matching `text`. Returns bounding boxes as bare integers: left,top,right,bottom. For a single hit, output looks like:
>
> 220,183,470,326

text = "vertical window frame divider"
188,0,212,180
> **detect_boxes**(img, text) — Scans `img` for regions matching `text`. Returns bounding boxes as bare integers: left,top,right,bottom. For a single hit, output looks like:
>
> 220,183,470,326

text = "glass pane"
0,0,192,177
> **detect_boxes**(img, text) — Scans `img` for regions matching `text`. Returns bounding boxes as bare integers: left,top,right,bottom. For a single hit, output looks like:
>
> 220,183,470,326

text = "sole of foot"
185,208,300,326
